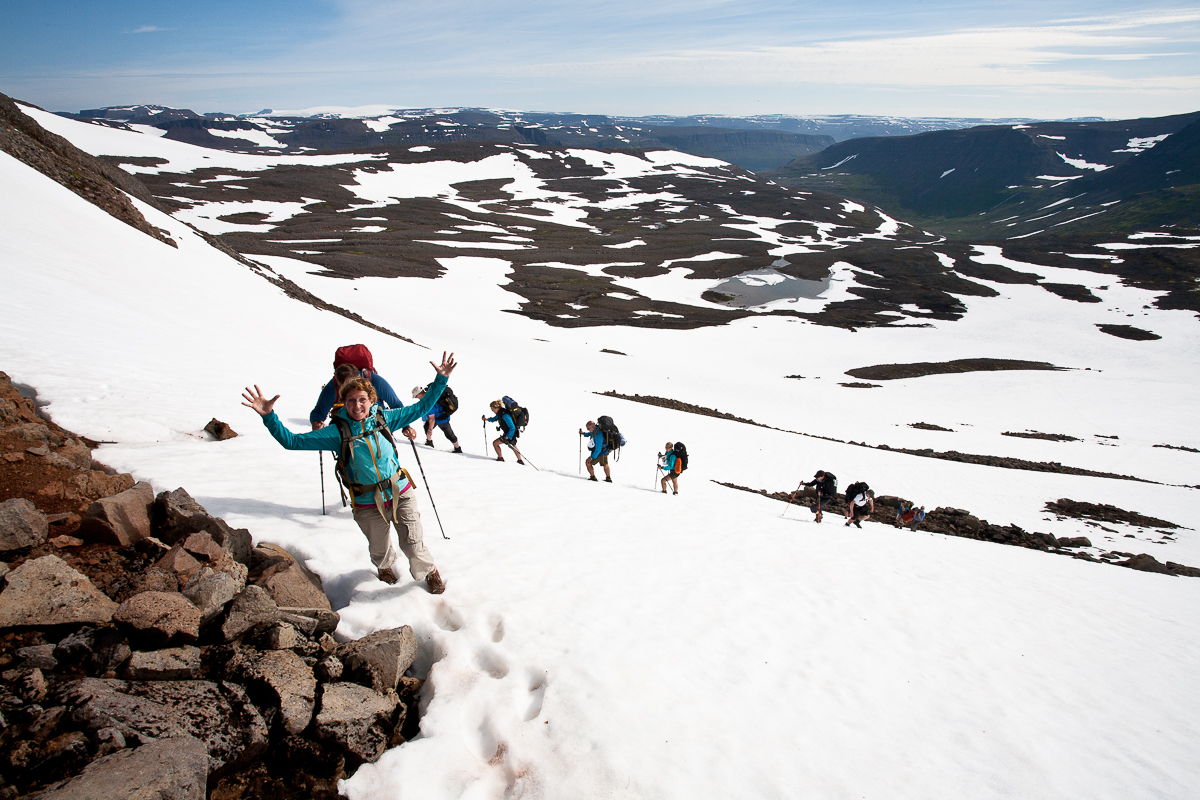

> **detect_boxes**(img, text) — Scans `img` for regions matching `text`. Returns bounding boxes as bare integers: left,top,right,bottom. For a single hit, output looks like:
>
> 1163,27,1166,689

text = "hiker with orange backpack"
242,352,457,594
309,344,416,441
658,441,687,495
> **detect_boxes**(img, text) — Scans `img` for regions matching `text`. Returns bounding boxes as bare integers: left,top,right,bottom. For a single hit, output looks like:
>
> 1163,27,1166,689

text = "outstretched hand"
432,351,457,377
241,385,279,417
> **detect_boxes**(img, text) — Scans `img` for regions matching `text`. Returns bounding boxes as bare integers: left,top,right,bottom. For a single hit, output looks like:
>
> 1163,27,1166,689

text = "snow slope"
2,137,1200,799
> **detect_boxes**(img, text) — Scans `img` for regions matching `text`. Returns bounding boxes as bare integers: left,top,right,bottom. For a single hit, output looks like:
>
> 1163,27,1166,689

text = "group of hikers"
242,344,691,595
793,470,925,529
243,343,918,597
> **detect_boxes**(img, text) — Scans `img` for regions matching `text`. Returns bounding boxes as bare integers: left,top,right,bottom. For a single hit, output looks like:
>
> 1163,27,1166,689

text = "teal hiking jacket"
261,374,448,503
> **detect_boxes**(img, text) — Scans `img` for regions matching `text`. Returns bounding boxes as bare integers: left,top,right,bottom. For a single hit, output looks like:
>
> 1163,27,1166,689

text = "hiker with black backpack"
242,352,457,594
413,383,461,453
310,344,416,442
580,417,624,483
658,441,687,494
801,470,837,523
483,398,526,464
844,482,875,529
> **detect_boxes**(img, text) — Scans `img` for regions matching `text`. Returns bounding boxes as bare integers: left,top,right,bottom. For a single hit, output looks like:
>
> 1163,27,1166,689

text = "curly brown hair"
339,377,377,404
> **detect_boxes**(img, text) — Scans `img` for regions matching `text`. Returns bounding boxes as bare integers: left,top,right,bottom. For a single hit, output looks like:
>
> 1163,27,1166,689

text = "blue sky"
2,0,1198,119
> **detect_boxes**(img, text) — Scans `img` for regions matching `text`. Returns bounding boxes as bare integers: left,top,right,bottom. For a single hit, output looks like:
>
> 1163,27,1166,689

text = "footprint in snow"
523,668,548,721
433,600,464,632
475,646,510,679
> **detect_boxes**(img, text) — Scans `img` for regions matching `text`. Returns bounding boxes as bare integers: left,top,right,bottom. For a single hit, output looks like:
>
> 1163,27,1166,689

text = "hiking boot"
425,439,435,448
673,491,678,495
588,476,598,482
662,489,668,494
453,446,463,453
517,459,525,465
854,521,863,529
496,456,505,462
377,567,398,585
425,568,445,595
604,477,612,483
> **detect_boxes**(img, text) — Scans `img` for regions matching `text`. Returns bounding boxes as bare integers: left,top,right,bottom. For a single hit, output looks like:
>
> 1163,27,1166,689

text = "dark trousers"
428,420,458,444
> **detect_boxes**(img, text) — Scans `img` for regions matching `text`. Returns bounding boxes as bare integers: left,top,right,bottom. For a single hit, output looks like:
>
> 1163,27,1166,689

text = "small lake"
706,262,830,308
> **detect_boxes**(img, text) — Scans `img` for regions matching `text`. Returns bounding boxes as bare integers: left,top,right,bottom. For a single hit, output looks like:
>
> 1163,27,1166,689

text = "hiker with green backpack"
413,383,462,453
242,352,457,594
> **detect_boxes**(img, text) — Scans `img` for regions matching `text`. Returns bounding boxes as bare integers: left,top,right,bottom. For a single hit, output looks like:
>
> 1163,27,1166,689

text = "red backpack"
334,344,375,375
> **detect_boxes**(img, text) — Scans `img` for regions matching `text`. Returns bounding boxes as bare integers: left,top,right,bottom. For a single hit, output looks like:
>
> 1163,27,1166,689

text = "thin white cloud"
128,25,171,34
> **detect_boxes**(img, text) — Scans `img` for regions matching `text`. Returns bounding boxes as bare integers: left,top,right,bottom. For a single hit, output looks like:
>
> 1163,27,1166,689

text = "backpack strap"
332,410,407,523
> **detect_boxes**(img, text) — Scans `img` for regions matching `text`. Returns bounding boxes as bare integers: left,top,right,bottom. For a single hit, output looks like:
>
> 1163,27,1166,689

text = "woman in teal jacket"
242,352,456,593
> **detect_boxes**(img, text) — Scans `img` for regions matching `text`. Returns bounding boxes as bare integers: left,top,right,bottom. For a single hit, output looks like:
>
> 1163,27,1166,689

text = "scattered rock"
54,438,92,470
49,534,85,548
24,734,208,800
4,451,25,462
118,565,179,601
909,422,954,431
76,481,154,546
123,646,202,680
151,487,253,563
54,627,132,677
0,497,49,551
262,623,299,650
1045,498,1180,529
279,607,340,637
1121,553,1174,575
845,358,1064,381
1058,536,1093,548
337,627,418,693
18,644,58,670
113,591,202,647
838,382,881,388
315,656,343,682
252,543,332,611
221,585,281,642
1002,430,1080,442
228,649,316,735
16,666,49,702
182,566,245,625
1096,323,1161,341
313,682,401,764
26,445,50,456
0,555,119,628
156,542,205,586
204,418,238,441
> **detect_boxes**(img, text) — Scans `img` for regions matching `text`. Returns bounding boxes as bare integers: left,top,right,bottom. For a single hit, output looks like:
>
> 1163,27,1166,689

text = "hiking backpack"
672,442,688,472
333,344,375,375
845,481,869,503
502,396,530,432
823,472,837,497
596,416,626,457
330,408,406,512
425,382,458,415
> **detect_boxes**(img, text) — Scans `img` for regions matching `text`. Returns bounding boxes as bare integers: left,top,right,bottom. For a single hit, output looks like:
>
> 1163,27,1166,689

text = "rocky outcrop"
0,370,426,798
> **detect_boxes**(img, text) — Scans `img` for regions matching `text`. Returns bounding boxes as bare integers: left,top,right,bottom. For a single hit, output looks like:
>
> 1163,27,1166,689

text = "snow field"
2,133,1200,799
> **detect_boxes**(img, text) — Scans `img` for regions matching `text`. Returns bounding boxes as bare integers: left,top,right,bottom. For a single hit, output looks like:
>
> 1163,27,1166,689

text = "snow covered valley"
2,99,1199,799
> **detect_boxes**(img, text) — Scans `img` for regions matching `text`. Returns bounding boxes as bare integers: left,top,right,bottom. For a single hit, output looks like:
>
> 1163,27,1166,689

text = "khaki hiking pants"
352,490,436,580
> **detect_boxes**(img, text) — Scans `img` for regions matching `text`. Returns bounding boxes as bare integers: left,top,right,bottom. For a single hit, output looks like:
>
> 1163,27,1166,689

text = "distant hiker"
484,398,525,464
242,351,458,594
895,500,926,530
580,416,624,483
802,470,837,522
844,482,874,529
413,383,461,453
310,344,416,442
658,441,687,494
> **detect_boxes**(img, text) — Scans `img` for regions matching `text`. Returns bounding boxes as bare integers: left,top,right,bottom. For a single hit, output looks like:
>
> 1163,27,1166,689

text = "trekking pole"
578,434,582,475
409,440,449,540
508,443,539,471
482,419,487,454
319,452,327,515
653,462,660,490
781,479,805,517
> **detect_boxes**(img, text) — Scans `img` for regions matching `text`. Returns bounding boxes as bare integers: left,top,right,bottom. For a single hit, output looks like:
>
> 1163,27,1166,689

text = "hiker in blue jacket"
242,352,457,594
658,442,681,495
413,383,462,453
483,400,524,464
310,363,416,441
579,421,612,483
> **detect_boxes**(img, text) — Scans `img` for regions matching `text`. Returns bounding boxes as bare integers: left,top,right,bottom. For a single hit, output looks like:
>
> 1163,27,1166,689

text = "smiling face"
344,389,372,421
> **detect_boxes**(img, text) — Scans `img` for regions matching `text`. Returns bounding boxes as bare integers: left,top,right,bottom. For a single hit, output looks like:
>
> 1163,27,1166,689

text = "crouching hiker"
802,470,837,522
242,352,457,593
895,500,926,529
483,400,524,464
414,383,462,453
658,441,687,494
844,482,874,529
